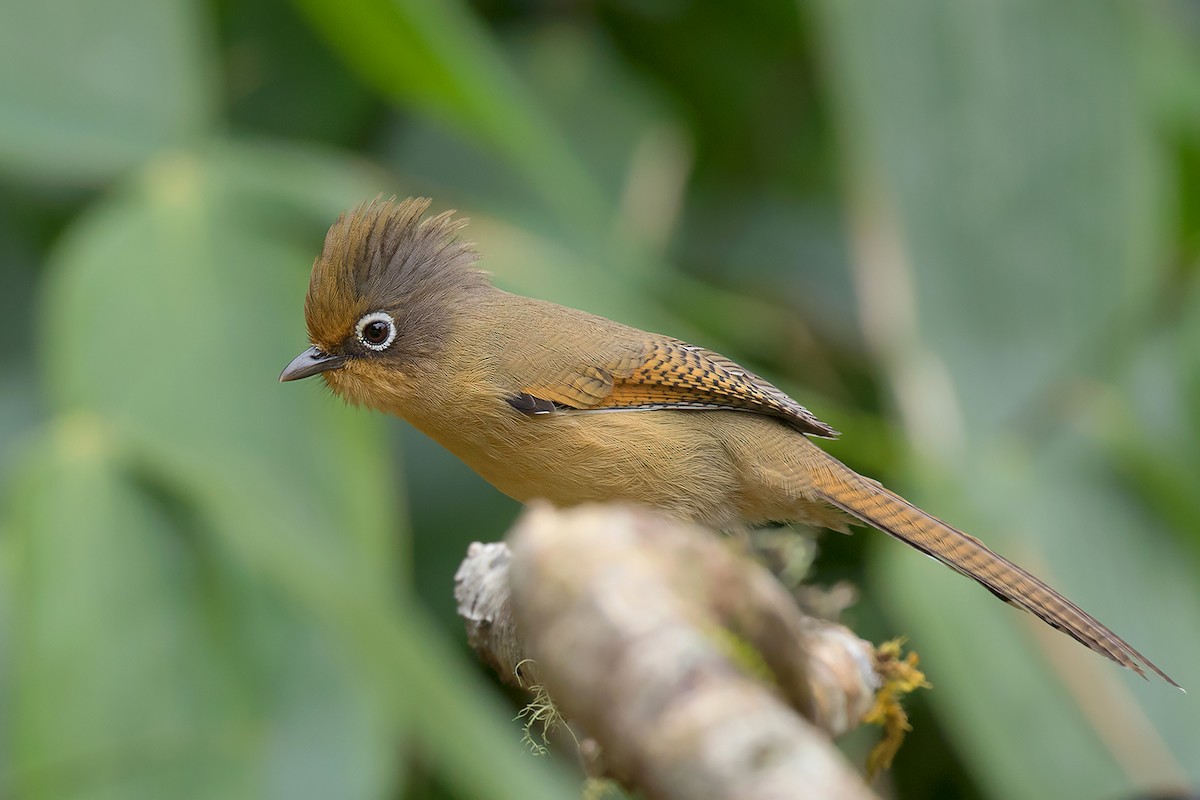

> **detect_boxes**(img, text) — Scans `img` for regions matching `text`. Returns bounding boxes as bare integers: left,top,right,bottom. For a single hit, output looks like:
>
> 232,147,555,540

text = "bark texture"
454,503,881,800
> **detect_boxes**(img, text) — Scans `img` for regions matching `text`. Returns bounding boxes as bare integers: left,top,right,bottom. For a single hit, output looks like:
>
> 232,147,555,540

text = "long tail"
804,447,1179,688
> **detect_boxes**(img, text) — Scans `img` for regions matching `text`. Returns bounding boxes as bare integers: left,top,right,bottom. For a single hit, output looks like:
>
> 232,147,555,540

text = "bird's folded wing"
517,337,838,438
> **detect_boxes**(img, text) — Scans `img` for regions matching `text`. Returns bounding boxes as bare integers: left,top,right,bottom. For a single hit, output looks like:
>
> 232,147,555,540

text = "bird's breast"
413,402,750,527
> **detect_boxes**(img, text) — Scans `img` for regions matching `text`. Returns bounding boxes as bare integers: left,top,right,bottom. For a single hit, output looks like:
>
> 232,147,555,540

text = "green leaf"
817,2,1197,796
19,142,573,800
817,0,1164,437
11,145,400,800
8,418,253,799
290,0,606,234
44,146,398,582
0,0,215,184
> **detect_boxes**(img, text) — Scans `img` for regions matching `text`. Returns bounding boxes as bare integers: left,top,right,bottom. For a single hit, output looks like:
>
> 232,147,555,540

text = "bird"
281,196,1177,687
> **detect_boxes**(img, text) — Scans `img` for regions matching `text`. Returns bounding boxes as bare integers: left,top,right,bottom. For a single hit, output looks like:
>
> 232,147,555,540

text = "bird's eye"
355,311,396,351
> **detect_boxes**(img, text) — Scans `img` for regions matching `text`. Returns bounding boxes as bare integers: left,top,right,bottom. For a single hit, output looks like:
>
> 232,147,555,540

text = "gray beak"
279,346,346,382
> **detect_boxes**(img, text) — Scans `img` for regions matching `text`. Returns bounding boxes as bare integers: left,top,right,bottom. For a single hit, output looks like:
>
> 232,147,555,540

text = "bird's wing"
511,336,838,438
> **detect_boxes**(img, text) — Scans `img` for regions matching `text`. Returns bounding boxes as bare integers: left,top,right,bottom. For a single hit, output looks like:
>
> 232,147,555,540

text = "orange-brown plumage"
518,337,837,437
281,197,1178,688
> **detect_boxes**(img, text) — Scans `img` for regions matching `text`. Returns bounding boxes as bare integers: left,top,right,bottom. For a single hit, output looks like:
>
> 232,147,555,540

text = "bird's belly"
443,409,746,527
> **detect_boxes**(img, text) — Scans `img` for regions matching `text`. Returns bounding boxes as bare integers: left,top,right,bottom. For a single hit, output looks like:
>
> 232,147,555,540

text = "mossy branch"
455,503,898,800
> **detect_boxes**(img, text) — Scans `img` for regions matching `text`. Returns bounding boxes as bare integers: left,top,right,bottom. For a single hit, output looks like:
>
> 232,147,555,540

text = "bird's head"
279,197,487,410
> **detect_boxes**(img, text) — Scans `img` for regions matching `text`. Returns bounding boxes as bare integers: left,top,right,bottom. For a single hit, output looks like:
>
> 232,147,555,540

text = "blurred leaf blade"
0,0,215,184
23,140,573,800
290,0,607,234
818,1,1199,796
6,417,406,800
9,420,247,799
13,145,404,799
194,469,576,800
818,0,1164,438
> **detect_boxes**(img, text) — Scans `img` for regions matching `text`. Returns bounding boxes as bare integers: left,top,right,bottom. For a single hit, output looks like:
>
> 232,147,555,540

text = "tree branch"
455,503,881,800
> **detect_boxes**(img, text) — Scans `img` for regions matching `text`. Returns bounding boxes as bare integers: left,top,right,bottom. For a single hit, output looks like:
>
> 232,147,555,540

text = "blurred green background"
2,0,1199,798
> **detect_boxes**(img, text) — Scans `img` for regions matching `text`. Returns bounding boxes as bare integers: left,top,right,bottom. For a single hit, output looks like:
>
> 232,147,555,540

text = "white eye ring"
355,311,397,351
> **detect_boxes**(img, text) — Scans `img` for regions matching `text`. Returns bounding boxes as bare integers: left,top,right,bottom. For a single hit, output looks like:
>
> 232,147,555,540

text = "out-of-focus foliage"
1,1,1197,799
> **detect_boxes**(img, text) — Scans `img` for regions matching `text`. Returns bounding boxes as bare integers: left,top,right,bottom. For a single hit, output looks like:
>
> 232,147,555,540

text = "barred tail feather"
806,450,1179,688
